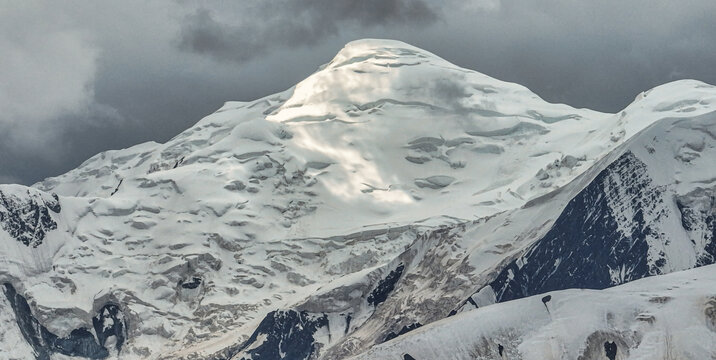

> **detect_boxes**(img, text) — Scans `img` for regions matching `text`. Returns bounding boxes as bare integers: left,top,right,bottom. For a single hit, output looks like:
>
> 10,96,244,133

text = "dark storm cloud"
2,0,716,186
0,109,131,187
178,0,438,62
392,0,716,111
174,0,716,111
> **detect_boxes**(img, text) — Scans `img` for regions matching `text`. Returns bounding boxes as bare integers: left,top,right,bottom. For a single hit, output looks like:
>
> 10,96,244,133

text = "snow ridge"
0,39,714,359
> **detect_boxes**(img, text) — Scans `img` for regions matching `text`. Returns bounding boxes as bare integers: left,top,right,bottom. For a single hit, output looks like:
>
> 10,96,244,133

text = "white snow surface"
0,39,713,359
351,264,716,360
0,291,35,359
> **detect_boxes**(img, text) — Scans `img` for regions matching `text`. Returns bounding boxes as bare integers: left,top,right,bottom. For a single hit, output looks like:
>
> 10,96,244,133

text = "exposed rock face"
93,304,128,354
488,151,676,303
234,310,329,360
3,283,127,360
450,140,715,318
367,263,405,307
0,188,60,247
677,187,716,265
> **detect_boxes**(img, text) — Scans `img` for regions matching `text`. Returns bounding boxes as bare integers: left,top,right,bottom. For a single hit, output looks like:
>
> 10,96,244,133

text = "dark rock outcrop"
3,283,127,360
487,151,716,303
0,189,60,247
93,304,128,353
368,263,405,307
234,310,329,360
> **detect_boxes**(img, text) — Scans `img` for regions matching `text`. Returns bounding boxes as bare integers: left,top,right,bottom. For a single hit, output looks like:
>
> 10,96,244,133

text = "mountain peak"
326,38,442,69
267,38,566,125
3,38,716,360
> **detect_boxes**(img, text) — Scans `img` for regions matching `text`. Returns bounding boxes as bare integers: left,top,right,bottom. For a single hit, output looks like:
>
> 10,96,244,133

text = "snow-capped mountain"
0,39,714,359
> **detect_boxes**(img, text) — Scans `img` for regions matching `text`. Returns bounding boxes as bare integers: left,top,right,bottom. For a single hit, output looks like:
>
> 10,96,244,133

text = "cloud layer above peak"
1,0,715,185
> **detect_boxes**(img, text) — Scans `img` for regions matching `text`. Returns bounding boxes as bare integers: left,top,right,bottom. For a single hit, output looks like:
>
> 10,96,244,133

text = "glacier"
0,39,714,359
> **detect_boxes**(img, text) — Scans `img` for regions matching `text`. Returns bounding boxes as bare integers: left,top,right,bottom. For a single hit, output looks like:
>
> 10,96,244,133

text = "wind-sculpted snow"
0,39,715,359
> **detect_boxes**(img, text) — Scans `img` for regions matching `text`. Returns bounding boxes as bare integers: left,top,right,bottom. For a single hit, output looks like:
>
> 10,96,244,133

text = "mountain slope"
230,105,716,360
352,264,716,360
483,110,716,305
0,39,714,360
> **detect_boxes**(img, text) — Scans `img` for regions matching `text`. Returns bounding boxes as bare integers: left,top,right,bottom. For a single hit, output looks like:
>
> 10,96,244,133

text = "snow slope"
235,104,716,360
352,264,716,360
0,39,714,359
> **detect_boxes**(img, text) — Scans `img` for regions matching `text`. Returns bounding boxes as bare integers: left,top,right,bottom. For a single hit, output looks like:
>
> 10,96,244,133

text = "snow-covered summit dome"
268,38,575,125
1,39,715,360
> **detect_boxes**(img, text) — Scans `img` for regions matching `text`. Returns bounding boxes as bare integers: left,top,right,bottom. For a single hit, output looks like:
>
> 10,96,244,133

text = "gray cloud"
395,0,716,111
0,2,121,185
1,0,715,186
178,0,438,63
0,3,99,141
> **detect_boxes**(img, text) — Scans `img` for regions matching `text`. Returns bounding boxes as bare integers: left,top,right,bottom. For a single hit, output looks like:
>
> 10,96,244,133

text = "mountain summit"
1,39,715,359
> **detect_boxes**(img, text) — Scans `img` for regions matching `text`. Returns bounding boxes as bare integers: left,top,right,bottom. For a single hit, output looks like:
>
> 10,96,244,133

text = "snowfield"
0,39,714,359
352,264,716,360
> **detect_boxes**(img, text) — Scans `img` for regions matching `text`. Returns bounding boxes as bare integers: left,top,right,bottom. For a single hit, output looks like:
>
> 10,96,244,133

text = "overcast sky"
1,0,715,185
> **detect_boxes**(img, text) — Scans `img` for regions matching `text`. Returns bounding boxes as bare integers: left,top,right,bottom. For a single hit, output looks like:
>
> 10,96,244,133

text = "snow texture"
0,39,714,359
